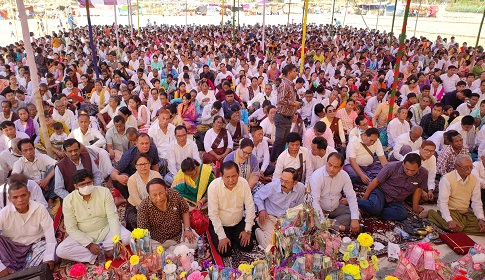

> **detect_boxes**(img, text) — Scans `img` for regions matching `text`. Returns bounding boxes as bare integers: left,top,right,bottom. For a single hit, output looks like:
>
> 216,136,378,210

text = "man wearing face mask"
348,116,370,143
56,169,131,264
369,72,387,96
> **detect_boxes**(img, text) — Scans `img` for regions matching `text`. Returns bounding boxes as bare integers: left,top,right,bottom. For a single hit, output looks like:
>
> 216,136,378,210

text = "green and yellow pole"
389,0,398,47
476,8,485,48
388,0,412,122
299,0,309,74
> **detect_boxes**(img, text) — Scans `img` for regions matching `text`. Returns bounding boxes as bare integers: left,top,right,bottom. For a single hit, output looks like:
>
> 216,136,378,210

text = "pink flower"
187,271,204,280
417,243,433,251
69,263,87,277
95,266,104,275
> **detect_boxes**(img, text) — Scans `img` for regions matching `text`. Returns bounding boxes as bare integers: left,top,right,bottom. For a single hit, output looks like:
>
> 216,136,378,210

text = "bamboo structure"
86,0,100,79
389,0,398,47
299,0,309,74
476,8,485,48
387,0,412,122
15,0,53,157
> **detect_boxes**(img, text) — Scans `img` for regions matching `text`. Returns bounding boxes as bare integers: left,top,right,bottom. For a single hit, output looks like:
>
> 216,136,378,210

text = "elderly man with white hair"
429,154,485,235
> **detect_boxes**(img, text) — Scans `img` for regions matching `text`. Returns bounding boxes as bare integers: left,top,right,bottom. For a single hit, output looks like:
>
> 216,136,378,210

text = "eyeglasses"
456,164,473,171
241,150,252,156
77,180,93,187
135,162,150,167
422,148,435,154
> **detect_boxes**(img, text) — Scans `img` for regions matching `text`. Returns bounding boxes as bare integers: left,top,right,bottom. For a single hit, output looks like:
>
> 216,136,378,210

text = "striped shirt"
276,77,298,117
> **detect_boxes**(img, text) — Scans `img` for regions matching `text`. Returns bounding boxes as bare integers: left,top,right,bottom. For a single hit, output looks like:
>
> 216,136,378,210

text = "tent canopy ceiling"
77,0,127,6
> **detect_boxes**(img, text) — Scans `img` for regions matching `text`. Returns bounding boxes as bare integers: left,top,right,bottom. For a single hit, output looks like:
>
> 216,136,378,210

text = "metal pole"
238,0,240,30
376,0,381,30
86,0,100,79
127,0,132,34
136,0,140,34
388,0,412,122
390,0,398,47
299,0,309,74
114,5,120,56
330,0,335,37
222,0,225,25
287,0,291,25
343,0,349,26
232,0,235,40
476,7,485,47
262,0,266,50
413,0,422,37
16,0,53,157
185,0,188,26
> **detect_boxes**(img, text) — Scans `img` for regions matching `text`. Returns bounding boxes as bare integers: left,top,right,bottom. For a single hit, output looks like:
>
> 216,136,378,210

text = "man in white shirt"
310,136,337,170
389,126,423,161
0,173,48,209
165,126,201,185
344,128,388,185
348,115,370,143
68,114,106,149
0,182,55,278
248,84,276,109
472,149,485,206
310,152,360,232
148,109,175,174
250,126,273,179
0,121,29,152
274,132,313,184
198,101,224,133
364,89,385,119
446,115,476,150
299,90,318,123
105,115,131,163
440,65,461,93
405,140,438,201
207,161,255,257
12,139,57,203
428,155,485,235
457,93,480,116
56,169,131,264
214,63,230,87
387,107,411,148
196,81,216,109
0,137,23,183
52,100,76,130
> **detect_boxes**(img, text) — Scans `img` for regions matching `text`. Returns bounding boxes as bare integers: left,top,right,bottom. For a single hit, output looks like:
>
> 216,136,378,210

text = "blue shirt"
253,179,306,217
115,145,160,176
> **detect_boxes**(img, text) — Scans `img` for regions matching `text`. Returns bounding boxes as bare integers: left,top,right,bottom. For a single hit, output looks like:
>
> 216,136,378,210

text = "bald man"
389,126,423,161
428,155,485,235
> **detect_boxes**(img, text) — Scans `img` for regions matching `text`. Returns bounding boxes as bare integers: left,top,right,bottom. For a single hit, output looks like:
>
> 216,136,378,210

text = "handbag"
189,208,209,235
2,263,53,280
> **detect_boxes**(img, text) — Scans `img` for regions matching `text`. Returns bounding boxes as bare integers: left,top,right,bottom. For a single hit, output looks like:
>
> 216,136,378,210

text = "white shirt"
248,92,276,108
260,118,276,141
68,127,106,148
409,104,431,127
200,106,224,125
456,102,476,117
387,118,411,148
310,146,337,170
446,122,476,150
472,161,485,189
406,150,437,191
203,128,234,152
0,201,56,271
428,130,446,152
439,73,460,93
53,109,76,130
14,119,40,143
166,140,201,176
0,148,22,183
390,133,423,161
147,123,175,158
196,91,216,108
89,89,110,106
274,147,314,184
310,166,359,220
207,177,255,240
12,154,57,182
0,180,48,209
300,98,318,120
0,131,29,152
437,171,484,222
251,138,270,172
235,83,250,102
346,135,385,166
364,96,381,118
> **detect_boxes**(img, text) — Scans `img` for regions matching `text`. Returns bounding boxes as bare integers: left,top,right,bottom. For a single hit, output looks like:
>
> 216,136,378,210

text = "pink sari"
180,103,197,134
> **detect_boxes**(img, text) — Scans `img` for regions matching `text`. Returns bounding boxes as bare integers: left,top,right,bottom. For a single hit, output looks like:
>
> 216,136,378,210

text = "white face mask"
67,86,73,90
78,185,94,195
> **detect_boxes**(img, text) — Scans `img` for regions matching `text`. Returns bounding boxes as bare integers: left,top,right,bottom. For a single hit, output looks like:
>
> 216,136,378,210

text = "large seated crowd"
1,21,485,277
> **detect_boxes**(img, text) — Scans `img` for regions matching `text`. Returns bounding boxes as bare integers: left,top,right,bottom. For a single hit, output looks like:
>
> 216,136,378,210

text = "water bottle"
98,242,106,265
197,236,204,259
393,226,410,240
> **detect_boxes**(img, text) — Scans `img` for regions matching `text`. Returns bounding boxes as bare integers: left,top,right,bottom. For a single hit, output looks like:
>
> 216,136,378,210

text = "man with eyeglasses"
253,168,305,249
57,169,131,264
310,152,360,232
404,140,438,202
358,153,428,221
165,126,201,185
428,155,485,235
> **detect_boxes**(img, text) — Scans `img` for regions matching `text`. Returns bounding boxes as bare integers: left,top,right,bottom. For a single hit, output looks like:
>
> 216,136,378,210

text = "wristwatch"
245,230,251,235
184,226,192,231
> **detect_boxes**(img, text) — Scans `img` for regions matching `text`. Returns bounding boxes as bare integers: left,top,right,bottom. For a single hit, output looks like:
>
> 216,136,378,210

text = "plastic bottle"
393,226,410,240
98,242,106,265
197,236,204,259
